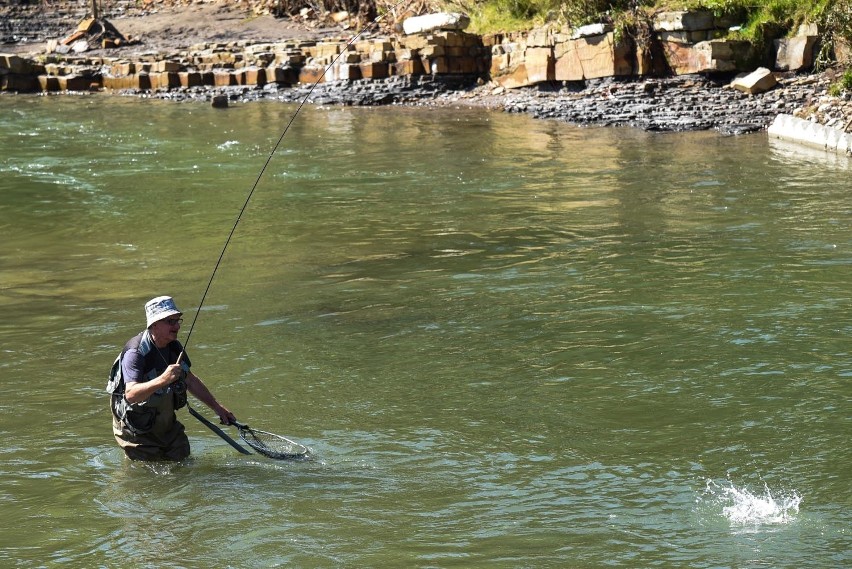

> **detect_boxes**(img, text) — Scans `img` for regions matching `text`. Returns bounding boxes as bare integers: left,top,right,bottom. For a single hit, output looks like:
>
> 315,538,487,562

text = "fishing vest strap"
106,331,190,435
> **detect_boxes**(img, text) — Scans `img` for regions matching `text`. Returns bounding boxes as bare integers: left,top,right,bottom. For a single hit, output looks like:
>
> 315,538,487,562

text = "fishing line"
180,0,413,352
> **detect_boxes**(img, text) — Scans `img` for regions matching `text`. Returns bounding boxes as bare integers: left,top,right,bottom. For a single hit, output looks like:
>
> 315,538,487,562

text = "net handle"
188,405,252,455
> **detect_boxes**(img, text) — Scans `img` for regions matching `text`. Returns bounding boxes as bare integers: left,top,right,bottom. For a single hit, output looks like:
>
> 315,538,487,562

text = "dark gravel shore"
114,69,840,136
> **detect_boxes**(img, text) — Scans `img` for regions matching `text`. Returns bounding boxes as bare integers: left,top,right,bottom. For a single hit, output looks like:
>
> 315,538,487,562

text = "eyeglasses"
163,318,183,326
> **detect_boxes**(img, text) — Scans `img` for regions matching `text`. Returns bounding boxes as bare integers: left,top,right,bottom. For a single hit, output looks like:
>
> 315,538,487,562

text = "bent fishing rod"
172,3,416,456
178,0,413,356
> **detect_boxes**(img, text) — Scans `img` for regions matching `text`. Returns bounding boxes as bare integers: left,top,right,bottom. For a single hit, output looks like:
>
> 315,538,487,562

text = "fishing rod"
179,0,413,353
174,2,416,457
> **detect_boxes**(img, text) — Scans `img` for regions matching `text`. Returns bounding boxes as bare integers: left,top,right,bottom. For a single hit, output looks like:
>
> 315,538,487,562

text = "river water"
0,95,849,567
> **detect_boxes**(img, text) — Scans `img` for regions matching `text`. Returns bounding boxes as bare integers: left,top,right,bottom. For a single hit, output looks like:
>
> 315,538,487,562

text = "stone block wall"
487,10,774,89
4,29,488,93
0,10,833,94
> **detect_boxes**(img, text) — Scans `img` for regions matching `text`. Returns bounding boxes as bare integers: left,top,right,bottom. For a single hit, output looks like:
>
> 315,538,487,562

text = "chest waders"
107,331,191,461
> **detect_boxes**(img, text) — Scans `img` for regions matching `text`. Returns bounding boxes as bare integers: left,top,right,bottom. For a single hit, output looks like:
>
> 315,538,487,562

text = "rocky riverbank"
2,1,851,145
109,67,841,137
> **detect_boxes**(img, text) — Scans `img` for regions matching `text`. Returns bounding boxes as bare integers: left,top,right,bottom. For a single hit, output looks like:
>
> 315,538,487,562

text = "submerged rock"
211,93,228,108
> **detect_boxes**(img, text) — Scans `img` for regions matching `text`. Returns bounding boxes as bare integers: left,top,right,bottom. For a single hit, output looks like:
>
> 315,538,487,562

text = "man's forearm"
124,374,170,403
187,373,221,410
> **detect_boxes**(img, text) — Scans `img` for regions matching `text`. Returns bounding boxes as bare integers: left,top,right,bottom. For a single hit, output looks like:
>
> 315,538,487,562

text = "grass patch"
829,67,852,94
431,0,840,39
444,0,636,33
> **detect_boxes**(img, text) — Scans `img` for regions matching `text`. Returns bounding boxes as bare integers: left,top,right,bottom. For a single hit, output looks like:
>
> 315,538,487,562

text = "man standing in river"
106,296,236,461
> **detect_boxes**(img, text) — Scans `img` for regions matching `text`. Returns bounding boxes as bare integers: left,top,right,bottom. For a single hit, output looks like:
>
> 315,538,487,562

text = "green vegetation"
442,0,634,32
400,0,852,58
828,67,852,94
819,0,852,67
381,0,850,73
428,0,834,35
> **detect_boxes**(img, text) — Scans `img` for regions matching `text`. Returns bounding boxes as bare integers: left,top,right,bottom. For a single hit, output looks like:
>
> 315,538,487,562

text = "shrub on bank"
828,67,852,94
419,0,851,66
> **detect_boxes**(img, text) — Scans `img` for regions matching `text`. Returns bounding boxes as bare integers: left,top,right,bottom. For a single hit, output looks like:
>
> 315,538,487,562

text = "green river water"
0,95,849,568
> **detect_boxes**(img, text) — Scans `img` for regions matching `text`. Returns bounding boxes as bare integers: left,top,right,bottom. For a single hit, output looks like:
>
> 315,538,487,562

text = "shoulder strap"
106,353,124,395
105,331,146,395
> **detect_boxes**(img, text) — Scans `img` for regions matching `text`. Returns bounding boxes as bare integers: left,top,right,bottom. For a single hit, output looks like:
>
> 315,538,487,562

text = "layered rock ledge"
2,6,850,152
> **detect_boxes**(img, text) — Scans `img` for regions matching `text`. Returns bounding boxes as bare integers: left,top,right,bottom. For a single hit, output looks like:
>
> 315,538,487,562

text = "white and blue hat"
145,296,182,327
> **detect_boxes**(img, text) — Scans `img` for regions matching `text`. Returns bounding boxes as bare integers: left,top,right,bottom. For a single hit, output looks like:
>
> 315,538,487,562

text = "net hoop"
235,422,310,460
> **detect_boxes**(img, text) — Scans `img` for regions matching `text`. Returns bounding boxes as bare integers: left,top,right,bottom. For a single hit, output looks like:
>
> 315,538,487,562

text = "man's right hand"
164,363,185,384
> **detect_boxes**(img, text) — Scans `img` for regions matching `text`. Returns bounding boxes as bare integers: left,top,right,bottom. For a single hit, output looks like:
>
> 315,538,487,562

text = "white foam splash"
703,479,801,526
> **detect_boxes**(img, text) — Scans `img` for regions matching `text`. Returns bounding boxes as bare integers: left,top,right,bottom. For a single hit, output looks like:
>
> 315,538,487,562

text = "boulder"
0,53,33,75
3,74,39,91
835,38,851,65
571,23,612,40
797,23,819,36
403,13,469,35
731,67,777,95
494,63,531,89
527,26,555,47
554,32,633,81
359,61,389,79
774,35,818,71
654,10,715,32
662,39,752,74
525,46,554,84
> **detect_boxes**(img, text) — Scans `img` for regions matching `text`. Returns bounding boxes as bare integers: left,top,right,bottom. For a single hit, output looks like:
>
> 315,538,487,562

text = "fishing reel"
172,377,187,394
172,370,188,409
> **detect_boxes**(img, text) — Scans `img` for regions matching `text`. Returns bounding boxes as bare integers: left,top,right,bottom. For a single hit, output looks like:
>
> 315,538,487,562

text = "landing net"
236,423,309,460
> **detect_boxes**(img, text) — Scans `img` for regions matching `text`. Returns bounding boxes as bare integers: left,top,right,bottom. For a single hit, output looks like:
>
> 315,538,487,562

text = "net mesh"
237,425,308,459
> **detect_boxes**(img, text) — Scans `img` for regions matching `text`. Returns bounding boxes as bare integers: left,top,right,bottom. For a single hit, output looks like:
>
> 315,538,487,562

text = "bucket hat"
145,296,182,327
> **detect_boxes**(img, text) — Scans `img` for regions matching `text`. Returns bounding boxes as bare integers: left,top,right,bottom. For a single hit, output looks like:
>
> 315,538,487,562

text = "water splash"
703,478,801,527
217,140,240,150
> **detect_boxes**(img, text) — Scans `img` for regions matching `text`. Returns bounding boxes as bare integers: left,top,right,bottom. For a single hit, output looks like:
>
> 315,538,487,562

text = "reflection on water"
0,96,849,567
769,137,852,170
